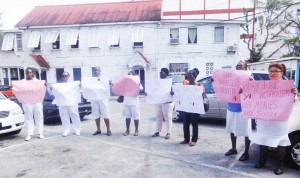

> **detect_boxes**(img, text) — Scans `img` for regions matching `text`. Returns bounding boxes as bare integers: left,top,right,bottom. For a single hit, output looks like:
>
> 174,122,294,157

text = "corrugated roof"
16,1,162,27
30,54,50,69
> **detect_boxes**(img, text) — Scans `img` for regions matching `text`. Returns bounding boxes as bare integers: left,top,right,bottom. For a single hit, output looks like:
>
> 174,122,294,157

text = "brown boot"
254,145,268,168
274,146,286,175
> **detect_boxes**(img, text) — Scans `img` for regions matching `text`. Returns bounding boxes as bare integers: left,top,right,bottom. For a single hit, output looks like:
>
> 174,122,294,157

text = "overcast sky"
0,0,253,30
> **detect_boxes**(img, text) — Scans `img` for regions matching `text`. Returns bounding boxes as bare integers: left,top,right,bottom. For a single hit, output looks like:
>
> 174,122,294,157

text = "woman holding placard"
122,71,142,136
247,63,298,175
223,61,252,162
180,69,205,146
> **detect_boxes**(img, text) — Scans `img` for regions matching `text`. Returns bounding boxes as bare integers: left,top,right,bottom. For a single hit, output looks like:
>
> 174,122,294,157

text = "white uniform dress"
226,103,251,137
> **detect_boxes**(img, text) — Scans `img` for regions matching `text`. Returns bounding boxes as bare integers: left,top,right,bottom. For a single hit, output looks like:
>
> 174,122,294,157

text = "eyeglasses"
62,75,69,77
268,70,282,74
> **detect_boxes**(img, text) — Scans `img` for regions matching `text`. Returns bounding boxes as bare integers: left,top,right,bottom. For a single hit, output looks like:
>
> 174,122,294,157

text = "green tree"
241,0,294,62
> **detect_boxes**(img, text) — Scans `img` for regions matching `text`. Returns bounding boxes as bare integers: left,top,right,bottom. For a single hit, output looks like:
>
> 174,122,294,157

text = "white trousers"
58,105,81,133
22,103,43,135
155,102,174,133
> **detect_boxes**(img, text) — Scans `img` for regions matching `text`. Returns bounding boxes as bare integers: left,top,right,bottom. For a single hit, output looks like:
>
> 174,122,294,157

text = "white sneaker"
25,135,31,141
75,131,80,136
39,134,44,139
62,132,68,137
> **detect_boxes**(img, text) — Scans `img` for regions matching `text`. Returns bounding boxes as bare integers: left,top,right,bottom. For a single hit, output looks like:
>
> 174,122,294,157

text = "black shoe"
225,149,237,156
274,167,284,175
107,131,112,136
152,132,159,137
93,130,101,135
254,161,265,168
238,153,249,161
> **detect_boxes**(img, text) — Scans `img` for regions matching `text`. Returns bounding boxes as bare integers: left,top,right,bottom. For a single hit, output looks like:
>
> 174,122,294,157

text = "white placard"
145,78,173,104
51,81,81,106
81,77,110,100
173,85,205,114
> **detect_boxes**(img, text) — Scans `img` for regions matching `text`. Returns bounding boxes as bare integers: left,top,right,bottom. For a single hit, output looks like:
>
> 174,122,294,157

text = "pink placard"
241,80,295,121
112,75,140,97
212,70,252,103
12,80,46,104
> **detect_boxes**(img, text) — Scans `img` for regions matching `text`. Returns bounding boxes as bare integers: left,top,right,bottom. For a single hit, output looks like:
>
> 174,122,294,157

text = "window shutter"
65,29,79,45
27,31,41,48
1,33,15,51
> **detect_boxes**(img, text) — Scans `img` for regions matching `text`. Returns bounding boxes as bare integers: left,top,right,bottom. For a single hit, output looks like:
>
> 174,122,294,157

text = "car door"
198,77,221,118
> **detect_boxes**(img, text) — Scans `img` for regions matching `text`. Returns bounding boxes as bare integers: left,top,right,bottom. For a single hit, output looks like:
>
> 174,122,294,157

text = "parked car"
0,85,14,98
172,71,270,122
43,89,92,123
0,93,24,135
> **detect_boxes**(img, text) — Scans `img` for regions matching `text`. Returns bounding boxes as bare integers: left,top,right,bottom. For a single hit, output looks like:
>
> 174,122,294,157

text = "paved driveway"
0,97,299,178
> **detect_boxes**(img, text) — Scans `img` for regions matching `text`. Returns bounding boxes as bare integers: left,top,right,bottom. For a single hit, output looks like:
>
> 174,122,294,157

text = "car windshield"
171,75,185,84
251,73,270,80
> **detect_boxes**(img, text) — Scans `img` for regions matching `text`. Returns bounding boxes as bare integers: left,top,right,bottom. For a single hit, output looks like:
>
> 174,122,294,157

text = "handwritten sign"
81,77,110,100
212,70,252,103
112,75,140,97
173,85,205,114
241,80,295,121
51,81,81,106
145,78,173,104
12,80,46,104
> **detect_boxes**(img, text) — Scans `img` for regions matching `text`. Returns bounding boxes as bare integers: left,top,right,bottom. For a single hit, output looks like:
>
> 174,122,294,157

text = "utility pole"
252,1,256,51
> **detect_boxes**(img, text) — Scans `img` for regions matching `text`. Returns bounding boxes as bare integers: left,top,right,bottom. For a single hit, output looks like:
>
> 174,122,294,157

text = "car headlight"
11,105,23,116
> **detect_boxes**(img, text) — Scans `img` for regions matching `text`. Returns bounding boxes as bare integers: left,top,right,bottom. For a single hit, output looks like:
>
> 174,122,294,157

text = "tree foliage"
241,0,294,62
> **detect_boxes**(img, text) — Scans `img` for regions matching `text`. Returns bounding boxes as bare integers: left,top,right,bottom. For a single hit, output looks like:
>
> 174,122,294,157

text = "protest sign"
12,80,46,104
112,75,140,97
241,80,295,121
51,81,81,106
145,78,173,104
81,77,110,100
212,69,252,103
173,85,205,114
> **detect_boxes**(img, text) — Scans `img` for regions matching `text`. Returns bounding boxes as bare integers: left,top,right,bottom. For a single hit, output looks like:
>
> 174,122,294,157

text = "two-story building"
1,0,244,89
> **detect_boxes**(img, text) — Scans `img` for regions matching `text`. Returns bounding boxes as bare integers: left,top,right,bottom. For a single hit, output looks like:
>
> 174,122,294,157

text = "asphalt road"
0,96,299,178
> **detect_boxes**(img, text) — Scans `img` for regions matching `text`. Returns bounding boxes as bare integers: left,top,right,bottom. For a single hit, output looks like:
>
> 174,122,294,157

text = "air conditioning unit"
170,38,179,44
227,46,237,52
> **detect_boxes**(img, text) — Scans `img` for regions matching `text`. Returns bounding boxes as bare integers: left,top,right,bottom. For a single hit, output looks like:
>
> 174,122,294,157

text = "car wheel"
11,129,22,135
172,109,183,122
287,135,300,170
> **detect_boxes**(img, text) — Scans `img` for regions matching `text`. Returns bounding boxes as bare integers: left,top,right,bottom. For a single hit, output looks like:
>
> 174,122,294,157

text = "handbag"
202,93,209,112
117,96,124,103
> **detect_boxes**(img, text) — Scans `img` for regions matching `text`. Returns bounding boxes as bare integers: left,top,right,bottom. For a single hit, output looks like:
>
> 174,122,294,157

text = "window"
45,31,60,49
131,27,143,47
52,35,60,49
73,68,82,81
1,33,15,51
169,63,188,73
16,33,23,51
56,68,64,83
170,28,179,44
28,31,41,48
107,29,120,47
188,28,197,44
65,29,79,48
214,27,224,43
297,9,300,16
88,29,100,48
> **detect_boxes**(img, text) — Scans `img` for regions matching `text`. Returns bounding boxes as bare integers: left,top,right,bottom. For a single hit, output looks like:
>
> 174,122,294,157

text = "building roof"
16,1,162,28
30,54,50,69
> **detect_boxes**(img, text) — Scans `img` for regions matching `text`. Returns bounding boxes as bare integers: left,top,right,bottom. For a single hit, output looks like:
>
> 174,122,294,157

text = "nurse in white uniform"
249,62,298,175
22,68,44,141
56,72,81,137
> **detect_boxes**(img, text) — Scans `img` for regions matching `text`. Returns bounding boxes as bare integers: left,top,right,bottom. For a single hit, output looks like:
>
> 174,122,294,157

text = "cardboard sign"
173,85,205,114
51,81,81,106
12,80,46,104
112,75,140,97
241,80,295,121
212,69,252,103
81,77,110,100
145,78,173,104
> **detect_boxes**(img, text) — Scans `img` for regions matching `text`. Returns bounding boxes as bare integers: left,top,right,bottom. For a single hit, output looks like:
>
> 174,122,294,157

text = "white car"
0,93,25,135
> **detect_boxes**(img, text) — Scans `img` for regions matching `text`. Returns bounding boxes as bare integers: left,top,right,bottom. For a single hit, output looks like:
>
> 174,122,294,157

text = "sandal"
152,132,159,137
165,133,170,139
123,131,130,136
134,130,139,136
93,130,101,135
180,140,189,144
